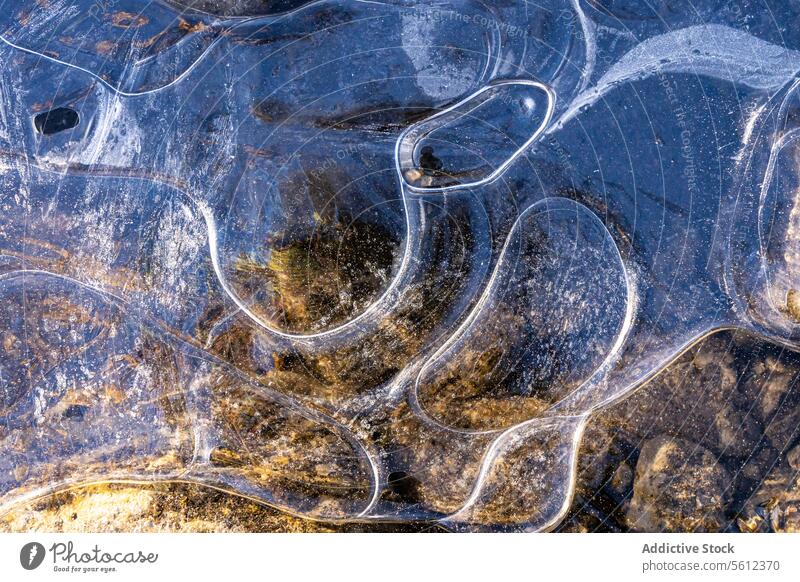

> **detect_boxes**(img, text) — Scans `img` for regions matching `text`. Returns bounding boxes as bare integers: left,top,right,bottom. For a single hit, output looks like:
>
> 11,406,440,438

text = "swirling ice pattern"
0,0,799,531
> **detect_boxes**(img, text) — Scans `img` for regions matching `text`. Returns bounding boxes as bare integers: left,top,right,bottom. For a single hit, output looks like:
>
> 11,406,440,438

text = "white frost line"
549,24,800,133
444,414,587,531
396,79,556,194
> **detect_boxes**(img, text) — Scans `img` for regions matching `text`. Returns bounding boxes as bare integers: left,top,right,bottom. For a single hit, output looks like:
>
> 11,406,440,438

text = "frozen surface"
1,0,800,531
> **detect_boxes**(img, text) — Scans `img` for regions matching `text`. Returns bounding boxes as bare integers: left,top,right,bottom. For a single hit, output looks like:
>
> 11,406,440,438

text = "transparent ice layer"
1,0,800,530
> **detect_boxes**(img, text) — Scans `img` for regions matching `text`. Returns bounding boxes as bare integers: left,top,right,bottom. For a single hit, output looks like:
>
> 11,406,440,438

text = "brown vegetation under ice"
3,199,800,531
4,330,800,532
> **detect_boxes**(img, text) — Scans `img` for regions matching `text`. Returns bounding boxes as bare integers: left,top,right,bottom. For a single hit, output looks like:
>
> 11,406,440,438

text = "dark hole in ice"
63,404,88,421
387,471,408,483
386,471,421,503
34,107,80,135
419,146,444,174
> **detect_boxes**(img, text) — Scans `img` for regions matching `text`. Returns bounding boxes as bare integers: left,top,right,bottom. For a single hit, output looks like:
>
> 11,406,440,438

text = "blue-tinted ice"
1,0,800,530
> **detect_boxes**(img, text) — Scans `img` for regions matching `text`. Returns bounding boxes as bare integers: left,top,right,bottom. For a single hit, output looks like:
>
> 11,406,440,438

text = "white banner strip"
1,533,797,581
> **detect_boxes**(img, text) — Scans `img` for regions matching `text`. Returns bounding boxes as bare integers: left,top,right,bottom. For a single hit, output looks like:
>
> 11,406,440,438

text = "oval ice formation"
727,79,800,342
415,198,629,431
750,130,800,331
397,81,554,191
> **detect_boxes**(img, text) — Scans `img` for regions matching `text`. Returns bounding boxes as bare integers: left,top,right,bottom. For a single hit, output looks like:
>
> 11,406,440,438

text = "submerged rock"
736,441,800,533
562,330,800,533
626,436,731,532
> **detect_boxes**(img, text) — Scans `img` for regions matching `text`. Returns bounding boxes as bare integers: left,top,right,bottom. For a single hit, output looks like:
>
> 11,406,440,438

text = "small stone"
740,447,779,482
712,405,761,459
13,465,28,482
609,462,633,497
787,445,800,471
787,289,800,322
737,515,767,533
403,169,423,184
749,357,795,421
770,502,800,533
